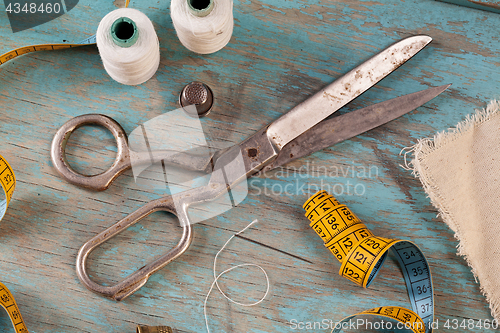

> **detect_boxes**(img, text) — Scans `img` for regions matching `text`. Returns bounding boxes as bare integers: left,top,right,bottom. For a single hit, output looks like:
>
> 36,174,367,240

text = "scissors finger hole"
64,125,118,176
85,210,184,285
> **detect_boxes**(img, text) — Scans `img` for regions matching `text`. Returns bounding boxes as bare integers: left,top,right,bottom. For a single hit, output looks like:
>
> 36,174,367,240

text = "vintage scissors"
51,35,450,301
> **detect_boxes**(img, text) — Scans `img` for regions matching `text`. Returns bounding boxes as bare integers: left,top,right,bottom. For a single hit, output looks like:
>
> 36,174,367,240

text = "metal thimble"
179,81,214,117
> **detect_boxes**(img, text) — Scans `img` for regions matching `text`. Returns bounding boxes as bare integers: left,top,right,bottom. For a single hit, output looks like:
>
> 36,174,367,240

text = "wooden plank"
0,0,499,332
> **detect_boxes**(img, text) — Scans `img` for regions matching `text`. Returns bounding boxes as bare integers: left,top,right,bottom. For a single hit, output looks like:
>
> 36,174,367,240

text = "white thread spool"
96,8,160,85
170,0,234,54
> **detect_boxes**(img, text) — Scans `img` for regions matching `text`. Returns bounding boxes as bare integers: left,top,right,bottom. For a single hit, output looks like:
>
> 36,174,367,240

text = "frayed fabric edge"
402,100,500,322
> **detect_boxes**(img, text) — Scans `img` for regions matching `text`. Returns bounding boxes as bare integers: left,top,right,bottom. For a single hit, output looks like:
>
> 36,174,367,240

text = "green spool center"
188,0,214,17
111,17,139,47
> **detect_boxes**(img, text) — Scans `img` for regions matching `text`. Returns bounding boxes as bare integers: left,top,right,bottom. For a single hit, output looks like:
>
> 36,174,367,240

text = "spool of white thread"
96,8,160,85
170,0,234,54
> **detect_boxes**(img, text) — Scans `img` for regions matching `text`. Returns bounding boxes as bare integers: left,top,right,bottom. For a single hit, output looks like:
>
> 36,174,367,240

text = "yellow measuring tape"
0,283,28,333
0,154,26,332
1,2,132,329
0,154,15,220
0,36,96,66
303,191,434,333
0,0,130,66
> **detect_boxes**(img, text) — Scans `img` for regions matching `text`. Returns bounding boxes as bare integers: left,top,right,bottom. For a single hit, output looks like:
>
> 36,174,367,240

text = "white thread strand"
204,219,270,333
96,8,160,85
171,0,234,54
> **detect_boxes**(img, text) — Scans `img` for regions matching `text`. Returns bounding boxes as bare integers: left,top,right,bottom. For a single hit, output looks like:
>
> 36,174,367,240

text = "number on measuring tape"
0,154,16,220
1,281,29,332
0,157,25,332
303,190,434,333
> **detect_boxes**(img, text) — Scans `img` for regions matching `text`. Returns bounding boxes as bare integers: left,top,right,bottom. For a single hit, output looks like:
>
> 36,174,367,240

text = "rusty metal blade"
266,35,433,150
262,84,451,171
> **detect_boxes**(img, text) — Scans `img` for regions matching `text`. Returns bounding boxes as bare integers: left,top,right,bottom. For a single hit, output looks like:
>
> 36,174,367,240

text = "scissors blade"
267,35,432,150
206,36,434,193
262,84,451,171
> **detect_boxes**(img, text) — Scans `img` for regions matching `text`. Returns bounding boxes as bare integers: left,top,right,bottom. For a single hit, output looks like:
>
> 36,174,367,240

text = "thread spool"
96,8,160,85
170,0,234,54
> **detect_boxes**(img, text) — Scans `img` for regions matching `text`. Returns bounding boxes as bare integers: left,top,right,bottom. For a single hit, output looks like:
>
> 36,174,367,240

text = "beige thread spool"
96,8,160,85
170,0,234,54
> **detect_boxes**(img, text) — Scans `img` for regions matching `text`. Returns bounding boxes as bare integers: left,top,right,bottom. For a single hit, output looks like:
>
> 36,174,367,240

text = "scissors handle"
76,192,194,301
75,171,232,300
51,114,217,191
51,114,132,191
71,120,276,300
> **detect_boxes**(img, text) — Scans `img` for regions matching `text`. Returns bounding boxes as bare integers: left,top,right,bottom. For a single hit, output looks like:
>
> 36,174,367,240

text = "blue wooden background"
1,0,499,332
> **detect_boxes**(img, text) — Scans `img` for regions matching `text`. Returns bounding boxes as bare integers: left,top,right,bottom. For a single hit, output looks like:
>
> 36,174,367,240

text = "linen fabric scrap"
408,100,500,321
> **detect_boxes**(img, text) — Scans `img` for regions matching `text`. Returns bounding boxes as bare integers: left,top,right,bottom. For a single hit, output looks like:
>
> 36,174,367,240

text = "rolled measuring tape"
0,155,25,332
303,191,434,333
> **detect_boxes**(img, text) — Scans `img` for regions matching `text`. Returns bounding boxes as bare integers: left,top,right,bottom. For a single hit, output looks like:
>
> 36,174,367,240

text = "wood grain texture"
0,0,499,332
